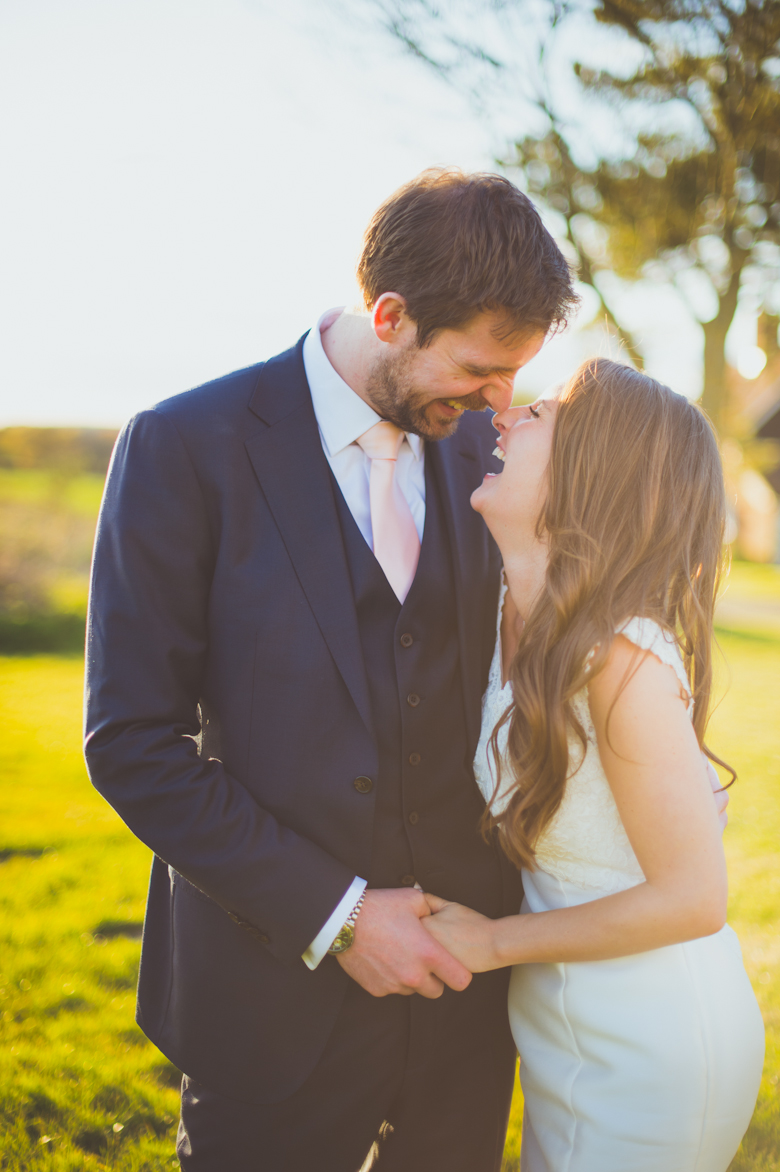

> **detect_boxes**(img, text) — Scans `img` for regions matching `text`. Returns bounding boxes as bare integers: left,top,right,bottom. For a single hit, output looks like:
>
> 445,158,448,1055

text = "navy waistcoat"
331,457,505,917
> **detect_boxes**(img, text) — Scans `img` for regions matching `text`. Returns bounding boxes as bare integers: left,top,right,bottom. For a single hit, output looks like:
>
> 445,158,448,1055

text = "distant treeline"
0,427,119,475
0,427,118,653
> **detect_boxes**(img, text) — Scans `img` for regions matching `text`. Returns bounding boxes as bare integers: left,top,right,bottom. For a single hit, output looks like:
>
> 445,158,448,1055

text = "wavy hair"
486,358,734,871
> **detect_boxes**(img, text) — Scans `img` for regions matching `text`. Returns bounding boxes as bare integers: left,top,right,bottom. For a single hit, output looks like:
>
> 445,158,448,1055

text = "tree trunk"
701,316,730,433
566,222,645,369
700,261,743,435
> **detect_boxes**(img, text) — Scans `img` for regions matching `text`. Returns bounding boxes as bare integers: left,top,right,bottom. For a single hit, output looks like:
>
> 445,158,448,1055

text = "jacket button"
400,633,414,648
407,693,420,707
254,931,270,945
401,874,416,886
409,752,421,766
408,811,419,826
354,776,373,794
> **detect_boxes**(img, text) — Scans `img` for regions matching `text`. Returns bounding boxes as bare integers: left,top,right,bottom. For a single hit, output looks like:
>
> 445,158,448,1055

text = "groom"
85,169,577,1171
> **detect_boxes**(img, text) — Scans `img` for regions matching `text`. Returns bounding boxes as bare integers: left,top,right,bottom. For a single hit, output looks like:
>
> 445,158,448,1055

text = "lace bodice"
473,577,693,895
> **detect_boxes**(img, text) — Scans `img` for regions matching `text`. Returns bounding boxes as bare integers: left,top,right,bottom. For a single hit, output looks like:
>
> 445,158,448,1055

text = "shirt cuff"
302,876,367,971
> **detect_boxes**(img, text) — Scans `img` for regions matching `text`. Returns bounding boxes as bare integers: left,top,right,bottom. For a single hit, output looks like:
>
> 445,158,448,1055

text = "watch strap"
327,889,366,954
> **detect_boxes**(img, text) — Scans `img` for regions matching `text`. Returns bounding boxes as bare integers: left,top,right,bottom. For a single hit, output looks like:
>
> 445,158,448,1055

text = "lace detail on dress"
474,590,694,895
618,617,693,714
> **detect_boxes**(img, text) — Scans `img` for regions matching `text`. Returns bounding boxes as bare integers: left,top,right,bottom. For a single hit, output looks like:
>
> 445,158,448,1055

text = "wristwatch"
327,890,366,955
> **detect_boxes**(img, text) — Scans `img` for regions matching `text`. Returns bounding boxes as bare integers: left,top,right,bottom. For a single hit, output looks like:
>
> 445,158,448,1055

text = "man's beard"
364,347,489,441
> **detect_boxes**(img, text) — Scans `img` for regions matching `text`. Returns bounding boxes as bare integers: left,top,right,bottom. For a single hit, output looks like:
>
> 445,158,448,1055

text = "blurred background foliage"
367,0,780,427
0,430,116,653
362,0,780,560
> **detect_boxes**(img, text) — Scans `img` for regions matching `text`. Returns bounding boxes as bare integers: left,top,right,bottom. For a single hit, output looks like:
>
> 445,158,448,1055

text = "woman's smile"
468,394,560,566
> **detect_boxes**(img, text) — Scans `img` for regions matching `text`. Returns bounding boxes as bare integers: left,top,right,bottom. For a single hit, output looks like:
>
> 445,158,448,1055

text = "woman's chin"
470,472,501,515
470,483,487,513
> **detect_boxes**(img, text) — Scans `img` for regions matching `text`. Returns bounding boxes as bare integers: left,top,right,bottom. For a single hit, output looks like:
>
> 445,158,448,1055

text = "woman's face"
471,397,559,545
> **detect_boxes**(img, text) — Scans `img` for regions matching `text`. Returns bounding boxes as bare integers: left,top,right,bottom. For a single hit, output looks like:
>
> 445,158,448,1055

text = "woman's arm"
423,635,728,971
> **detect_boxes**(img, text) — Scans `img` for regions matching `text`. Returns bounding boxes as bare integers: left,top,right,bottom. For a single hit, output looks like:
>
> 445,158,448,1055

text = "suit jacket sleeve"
84,408,357,965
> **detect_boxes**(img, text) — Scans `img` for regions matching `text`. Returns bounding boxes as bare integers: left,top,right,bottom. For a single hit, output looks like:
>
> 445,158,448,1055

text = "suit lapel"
428,430,498,753
244,340,373,736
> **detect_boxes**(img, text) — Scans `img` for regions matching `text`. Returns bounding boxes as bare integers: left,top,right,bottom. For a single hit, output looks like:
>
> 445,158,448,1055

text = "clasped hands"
333,886,471,998
336,760,729,998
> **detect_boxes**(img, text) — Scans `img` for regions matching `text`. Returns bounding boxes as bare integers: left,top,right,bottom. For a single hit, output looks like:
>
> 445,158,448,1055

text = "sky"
0,0,761,428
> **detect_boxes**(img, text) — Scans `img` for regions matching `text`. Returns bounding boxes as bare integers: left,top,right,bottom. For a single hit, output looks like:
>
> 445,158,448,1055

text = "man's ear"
372,293,416,346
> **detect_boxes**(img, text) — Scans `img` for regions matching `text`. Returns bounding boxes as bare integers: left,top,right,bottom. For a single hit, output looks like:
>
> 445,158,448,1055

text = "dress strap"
618,618,693,712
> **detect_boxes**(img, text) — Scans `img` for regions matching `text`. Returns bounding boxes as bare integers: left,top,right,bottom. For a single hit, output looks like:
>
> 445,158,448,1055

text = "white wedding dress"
474,579,765,1172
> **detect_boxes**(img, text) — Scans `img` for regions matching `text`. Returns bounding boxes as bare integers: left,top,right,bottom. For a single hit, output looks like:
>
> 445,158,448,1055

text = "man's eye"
529,404,541,418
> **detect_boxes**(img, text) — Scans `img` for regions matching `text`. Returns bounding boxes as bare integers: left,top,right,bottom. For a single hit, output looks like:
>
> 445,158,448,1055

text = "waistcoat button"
408,811,419,825
407,693,420,707
400,874,416,886
400,633,414,648
409,752,421,766
353,776,373,794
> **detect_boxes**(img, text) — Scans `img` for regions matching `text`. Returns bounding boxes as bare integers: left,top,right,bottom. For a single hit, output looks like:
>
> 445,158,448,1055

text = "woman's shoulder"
589,617,692,713
618,616,678,657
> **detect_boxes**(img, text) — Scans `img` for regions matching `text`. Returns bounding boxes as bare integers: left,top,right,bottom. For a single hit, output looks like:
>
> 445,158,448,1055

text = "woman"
423,359,765,1171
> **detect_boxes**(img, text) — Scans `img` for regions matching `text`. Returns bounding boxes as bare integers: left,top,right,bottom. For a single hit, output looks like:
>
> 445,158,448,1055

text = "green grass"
0,566,778,1170
709,619,780,1172
0,469,105,516
0,659,180,1170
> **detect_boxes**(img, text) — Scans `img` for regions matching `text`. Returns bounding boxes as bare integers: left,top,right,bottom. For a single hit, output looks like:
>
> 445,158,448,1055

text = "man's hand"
705,755,729,832
335,888,472,999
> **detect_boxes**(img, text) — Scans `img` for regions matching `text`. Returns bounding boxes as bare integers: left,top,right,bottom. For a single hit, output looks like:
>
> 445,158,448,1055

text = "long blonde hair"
486,358,733,871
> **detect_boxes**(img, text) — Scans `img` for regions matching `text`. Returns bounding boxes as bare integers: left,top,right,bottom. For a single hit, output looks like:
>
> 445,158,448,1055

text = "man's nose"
480,383,514,414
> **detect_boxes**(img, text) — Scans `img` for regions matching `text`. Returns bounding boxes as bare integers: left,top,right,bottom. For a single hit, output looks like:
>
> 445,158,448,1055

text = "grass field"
0,563,778,1170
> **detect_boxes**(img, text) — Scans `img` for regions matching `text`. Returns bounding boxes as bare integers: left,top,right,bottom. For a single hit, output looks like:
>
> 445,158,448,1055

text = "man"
85,169,578,1170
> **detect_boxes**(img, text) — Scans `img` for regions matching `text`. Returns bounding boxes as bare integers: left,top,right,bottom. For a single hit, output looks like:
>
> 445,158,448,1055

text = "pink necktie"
357,421,421,603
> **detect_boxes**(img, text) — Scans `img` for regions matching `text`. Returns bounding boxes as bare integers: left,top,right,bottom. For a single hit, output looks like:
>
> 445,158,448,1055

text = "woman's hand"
421,893,504,973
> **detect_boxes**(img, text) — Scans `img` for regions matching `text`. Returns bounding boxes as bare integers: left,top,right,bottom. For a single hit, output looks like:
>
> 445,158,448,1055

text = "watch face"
328,924,355,954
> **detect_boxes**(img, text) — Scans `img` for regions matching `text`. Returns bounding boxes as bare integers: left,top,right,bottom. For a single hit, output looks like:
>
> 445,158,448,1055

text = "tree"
370,0,780,432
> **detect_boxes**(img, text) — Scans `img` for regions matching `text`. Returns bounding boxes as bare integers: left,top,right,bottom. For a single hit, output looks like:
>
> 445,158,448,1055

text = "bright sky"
0,0,758,427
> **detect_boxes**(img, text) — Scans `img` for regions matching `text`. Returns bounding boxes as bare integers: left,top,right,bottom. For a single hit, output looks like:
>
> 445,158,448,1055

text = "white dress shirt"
303,308,426,545
301,309,427,969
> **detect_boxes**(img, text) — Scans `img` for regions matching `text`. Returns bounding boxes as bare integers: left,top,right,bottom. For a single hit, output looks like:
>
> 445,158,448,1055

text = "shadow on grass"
94,920,144,940
0,613,86,654
0,847,48,862
153,1061,184,1090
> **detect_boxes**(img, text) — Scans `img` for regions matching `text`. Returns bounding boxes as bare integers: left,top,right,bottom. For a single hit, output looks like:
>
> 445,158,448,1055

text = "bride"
423,359,765,1171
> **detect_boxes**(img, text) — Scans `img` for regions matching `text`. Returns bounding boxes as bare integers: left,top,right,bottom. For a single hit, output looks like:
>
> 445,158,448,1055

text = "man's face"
365,311,546,441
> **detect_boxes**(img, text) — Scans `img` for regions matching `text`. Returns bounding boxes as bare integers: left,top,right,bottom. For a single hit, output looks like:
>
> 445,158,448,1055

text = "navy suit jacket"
84,337,510,1103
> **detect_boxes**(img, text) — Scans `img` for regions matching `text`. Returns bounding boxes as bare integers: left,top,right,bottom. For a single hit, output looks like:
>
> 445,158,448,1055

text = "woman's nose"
492,405,525,435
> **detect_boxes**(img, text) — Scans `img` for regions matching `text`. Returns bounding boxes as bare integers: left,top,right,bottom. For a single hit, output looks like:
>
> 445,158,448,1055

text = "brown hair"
486,358,733,871
357,168,579,347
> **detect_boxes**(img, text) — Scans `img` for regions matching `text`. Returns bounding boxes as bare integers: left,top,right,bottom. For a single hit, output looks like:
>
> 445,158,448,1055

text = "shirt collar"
303,308,424,461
